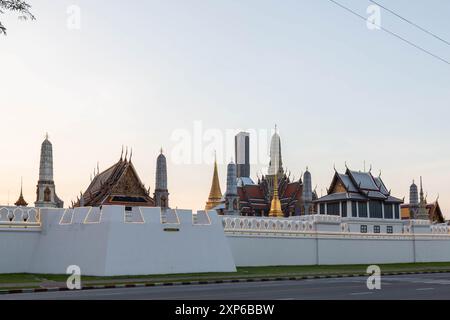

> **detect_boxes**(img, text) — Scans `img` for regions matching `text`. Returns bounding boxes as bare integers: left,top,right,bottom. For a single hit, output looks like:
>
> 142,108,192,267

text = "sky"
0,0,449,216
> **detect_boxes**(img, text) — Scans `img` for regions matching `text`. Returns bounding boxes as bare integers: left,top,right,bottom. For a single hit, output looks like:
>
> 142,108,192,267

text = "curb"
1,269,450,295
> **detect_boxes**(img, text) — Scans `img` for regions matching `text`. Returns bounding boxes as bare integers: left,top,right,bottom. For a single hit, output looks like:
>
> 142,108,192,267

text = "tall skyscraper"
235,132,250,178
35,134,64,208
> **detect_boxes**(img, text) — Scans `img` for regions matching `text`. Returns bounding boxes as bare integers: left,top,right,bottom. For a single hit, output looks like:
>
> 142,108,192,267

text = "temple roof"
237,177,255,187
14,182,28,207
315,168,403,204
237,177,303,214
75,157,154,207
401,200,445,223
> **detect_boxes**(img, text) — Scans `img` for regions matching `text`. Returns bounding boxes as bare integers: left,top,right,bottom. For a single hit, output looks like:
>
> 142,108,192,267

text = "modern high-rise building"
235,132,250,179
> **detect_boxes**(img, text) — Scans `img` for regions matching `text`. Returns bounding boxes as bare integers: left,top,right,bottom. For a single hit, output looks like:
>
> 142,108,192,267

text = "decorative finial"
97,162,100,175
120,145,124,160
369,164,372,173
333,163,337,172
45,132,49,140
160,147,164,155
124,146,128,161
130,148,133,162
344,161,348,169
378,169,382,178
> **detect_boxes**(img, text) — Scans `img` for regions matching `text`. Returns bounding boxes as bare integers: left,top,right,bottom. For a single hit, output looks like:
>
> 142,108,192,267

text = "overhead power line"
326,0,450,66
369,0,450,47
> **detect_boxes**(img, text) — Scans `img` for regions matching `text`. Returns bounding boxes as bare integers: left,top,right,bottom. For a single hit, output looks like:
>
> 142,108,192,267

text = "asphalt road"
2,273,450,300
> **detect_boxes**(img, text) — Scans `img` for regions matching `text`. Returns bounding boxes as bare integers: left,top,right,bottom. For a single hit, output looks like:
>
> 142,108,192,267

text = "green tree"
0,0,34,35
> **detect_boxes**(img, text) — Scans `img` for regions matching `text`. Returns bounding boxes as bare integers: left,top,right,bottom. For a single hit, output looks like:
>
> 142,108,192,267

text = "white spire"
39,134,54,181
268,127,283,176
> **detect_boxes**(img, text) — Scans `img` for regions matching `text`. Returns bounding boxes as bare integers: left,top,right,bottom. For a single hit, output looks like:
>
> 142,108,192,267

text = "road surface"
2,273,450,300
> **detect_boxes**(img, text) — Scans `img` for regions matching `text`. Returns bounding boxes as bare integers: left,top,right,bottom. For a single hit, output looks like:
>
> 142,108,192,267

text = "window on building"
320,203,326,215
327,202,340,216
394,205,400,219
360,225,368,233
342,202,347,217
387,226,393,234
374,225,381,233
384,204,393,219
352,202,357,217
369,201,383,219
358,202,368,218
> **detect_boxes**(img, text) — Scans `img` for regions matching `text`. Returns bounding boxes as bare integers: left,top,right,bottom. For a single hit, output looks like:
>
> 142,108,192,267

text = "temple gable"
112,166,147,197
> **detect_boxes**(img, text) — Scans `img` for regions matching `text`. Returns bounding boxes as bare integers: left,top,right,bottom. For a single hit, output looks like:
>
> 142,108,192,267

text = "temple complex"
401,178,445,223
207,128,317,217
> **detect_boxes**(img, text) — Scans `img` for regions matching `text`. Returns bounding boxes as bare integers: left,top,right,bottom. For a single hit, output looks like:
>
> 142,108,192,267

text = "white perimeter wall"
0,206,236,276
224,216,450,267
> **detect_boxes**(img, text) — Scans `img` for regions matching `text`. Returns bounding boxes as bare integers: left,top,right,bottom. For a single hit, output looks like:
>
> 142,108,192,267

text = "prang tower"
35,134,64,208
224,160,239,215
154,149,169,208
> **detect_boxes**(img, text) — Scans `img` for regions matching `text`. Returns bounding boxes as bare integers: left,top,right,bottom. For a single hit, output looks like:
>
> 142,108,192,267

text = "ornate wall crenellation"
0,206,41,229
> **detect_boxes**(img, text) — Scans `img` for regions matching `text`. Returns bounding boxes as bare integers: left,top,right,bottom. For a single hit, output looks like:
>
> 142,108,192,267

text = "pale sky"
0,0,449,216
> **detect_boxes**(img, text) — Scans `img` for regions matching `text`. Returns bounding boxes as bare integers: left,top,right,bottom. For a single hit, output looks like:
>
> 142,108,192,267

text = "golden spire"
269,172,283,217
14,177,28,207
269,141,283,217
205,154,223,210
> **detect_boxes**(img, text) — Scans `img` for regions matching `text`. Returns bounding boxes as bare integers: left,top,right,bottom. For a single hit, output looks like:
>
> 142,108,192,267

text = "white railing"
0,207,40,228
431,224,450,234
222,216,315,233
